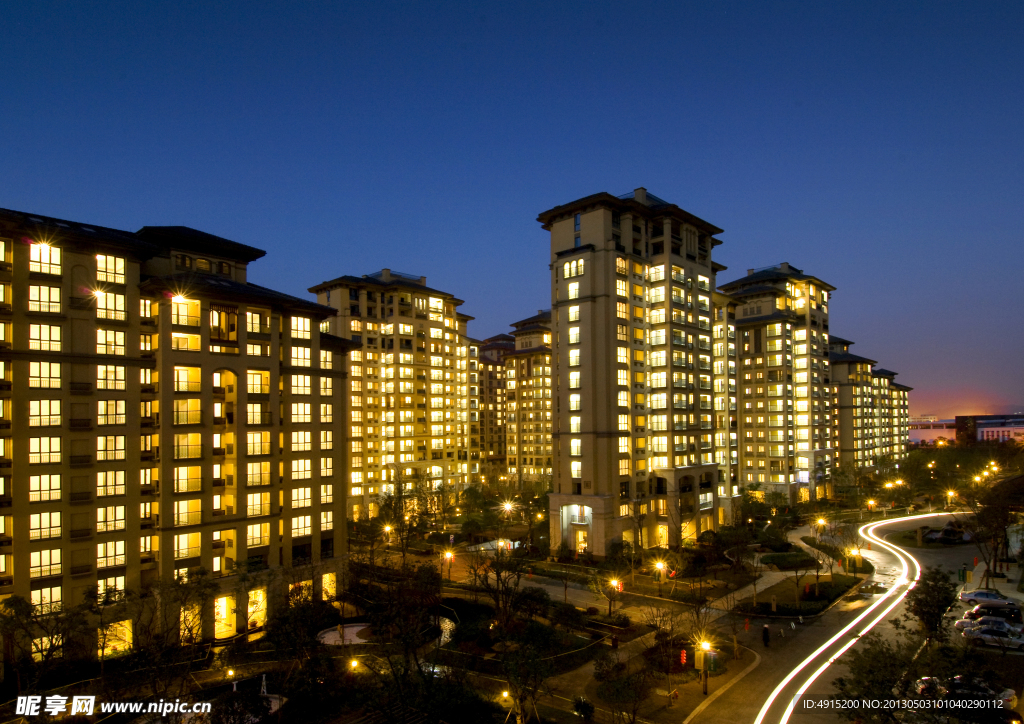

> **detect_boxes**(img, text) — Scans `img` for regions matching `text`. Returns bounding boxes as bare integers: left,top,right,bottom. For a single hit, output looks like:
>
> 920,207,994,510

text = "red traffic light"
616,581,623,592
680,650,687,665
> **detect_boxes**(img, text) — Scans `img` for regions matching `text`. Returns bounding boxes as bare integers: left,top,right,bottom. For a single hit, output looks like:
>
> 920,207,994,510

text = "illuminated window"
29,244,61,275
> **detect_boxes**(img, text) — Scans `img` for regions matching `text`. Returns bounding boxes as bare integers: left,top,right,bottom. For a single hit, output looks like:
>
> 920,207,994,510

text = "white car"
959,588,1017,607
953,615,1023,633
963,626,1024,651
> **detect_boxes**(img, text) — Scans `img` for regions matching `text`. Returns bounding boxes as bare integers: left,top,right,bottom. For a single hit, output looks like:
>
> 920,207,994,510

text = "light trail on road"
753,512,950,724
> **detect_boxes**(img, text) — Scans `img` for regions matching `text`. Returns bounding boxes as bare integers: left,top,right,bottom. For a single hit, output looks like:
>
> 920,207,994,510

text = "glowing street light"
443,550,454,581
350,659,359,669
655,561,665,596
608,579,619,615
700,641,711,651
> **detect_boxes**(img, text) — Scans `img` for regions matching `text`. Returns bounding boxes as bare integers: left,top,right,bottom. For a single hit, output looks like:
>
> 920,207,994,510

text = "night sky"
2,2,1021,418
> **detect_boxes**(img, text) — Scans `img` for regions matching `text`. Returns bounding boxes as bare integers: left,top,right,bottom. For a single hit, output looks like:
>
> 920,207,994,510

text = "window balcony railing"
97,414,125,426
29,452,61,464
97,309,127,321
29,527,61,540
174,512,201,526
96,344,125,355
174,380,201,392
173,411,202,425
28,301,61,313
174,478,202,493
29,564,62,578
97,555,126,568
247,505,269,518
174,546,201,559
97,450,126,461
247,411,272,425
174,445,202,460
96,521,125,533
171,314,201,327
248,383,270,395
247,443,270,456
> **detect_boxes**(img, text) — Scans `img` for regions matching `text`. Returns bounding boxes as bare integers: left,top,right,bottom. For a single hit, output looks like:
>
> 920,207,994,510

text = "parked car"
954,615,1023,633
947,675,1018,709
964,605,1023,624
959,589,1018,607
963,626,1024,651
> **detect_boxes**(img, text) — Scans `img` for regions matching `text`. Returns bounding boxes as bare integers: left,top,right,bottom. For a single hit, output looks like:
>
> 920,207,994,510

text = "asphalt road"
693,512,975,724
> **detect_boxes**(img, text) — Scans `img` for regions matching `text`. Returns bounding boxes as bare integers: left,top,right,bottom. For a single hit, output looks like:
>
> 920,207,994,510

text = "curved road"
751,512,950,724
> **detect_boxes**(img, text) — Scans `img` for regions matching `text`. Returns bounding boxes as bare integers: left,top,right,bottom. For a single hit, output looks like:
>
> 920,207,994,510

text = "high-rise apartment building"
478,334,513,468
711,292,741,522
504,311,552,486
719,263,836,503
540,188,727,558
0,208,349,640
828,337,911,470
308,270,476,519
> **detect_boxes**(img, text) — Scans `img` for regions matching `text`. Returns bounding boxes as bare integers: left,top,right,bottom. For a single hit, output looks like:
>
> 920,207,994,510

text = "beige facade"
711,292,741,523
0,208,349,639
719,263,836,503
504,311,552,486
540,188,726,558
478,334,513,466
308,270,476,519
829,336,911,471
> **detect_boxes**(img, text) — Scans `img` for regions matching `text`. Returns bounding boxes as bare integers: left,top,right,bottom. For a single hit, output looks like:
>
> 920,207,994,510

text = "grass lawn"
734,573,860,616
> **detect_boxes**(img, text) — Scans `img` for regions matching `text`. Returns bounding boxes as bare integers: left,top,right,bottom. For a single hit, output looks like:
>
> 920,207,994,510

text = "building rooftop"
829,350,878,365
719,262,836,294
141,272,335,317
537,187,724,238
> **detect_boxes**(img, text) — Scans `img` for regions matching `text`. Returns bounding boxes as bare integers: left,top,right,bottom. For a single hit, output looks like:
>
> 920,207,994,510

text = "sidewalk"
961,560,1024,603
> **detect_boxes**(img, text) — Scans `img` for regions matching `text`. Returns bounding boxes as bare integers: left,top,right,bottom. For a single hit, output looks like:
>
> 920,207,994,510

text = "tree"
211,688,271,724
377,467,425,568
467,547,528,630
904,566,957,642
629,494,647,583
83,583,125,678
0,594,91,692
789,554,818,603
549,602,585,633
596,653,658,724
957,483,1012,589
503,644,552,724
832,627,915,723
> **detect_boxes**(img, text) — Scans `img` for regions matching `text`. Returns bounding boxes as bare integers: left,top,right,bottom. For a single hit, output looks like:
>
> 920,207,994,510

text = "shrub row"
760,551,818,570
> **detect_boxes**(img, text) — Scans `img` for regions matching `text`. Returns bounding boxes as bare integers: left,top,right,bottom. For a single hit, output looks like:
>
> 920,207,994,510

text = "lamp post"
655,561,665,597
383,524,392,550
816,518,826,541
444,550,453,581
700,641,711,695
608,579,618,616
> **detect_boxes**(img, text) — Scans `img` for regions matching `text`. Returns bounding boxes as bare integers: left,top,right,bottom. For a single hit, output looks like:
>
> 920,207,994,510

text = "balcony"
171,314,201,327
247,383,270,395
174,381,201,393
173,411,202,425
247,411,272,426
173,445,202,460
174,512,202,526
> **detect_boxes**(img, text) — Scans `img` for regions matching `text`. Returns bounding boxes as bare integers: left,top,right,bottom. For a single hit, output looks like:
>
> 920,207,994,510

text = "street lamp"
383,524,392,549
444,550,453,581
655,561,665,597
608,579,619,616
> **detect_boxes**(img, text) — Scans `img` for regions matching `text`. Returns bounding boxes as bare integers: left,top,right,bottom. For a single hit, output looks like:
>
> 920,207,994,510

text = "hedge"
760,551,818,570
800,536,875,574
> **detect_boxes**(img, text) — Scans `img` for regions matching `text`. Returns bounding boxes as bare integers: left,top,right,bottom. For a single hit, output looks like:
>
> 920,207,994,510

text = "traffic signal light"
680,650,686,666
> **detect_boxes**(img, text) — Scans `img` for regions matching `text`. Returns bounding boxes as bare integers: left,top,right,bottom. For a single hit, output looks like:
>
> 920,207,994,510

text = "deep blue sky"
2,2,1022,417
